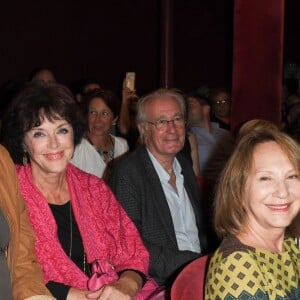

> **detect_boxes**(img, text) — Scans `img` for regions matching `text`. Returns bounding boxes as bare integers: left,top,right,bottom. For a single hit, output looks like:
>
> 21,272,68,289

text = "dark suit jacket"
108,146,209,287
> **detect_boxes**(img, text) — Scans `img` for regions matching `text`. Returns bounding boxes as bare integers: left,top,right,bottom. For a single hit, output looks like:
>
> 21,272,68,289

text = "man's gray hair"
136,88,187,124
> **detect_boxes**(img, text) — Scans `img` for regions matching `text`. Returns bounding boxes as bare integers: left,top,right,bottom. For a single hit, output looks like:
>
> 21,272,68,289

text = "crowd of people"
0,67,299,299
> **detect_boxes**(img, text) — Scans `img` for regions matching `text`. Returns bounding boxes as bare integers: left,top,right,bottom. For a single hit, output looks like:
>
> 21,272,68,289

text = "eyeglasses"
145,115,186,131
89,110,112,118
214,99,231,105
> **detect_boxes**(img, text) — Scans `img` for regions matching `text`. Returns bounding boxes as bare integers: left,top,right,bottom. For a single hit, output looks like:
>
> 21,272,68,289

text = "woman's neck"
217,116,230,125
237,227,285,253
31,167,69,205
87,133,113,151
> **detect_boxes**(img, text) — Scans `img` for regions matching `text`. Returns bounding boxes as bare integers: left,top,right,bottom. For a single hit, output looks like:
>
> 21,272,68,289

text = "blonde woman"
205,128,300,299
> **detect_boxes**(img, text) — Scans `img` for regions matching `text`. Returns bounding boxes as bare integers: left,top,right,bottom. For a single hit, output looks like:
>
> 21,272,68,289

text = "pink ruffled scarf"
17,164,150,290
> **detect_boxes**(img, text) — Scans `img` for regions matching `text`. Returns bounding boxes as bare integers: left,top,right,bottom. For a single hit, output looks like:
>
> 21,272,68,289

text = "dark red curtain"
231,0,284,133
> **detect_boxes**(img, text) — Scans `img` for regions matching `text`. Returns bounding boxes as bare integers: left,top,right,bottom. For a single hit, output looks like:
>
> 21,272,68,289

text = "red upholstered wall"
231,0,284,133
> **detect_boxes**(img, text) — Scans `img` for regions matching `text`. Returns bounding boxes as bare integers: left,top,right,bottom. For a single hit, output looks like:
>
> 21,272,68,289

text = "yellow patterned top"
205,236,300,300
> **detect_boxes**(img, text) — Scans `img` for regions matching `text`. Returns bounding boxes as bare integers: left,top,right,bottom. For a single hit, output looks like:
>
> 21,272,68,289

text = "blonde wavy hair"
214,127,300,238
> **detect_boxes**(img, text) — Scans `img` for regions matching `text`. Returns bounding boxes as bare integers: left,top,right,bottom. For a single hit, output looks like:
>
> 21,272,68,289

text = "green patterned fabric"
205,236,300,299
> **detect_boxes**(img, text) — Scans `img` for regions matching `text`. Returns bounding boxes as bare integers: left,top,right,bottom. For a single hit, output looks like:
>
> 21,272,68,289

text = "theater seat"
170,255,211,300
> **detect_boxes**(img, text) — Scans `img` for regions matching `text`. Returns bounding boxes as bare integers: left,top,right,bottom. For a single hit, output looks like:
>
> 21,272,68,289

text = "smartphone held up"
124,72,136,91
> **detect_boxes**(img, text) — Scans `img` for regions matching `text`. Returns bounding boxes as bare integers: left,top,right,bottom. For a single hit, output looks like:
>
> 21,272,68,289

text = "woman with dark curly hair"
2,83,159,300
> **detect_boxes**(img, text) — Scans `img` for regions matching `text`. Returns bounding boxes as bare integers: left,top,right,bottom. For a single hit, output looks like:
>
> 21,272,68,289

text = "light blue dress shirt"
147,150,201,253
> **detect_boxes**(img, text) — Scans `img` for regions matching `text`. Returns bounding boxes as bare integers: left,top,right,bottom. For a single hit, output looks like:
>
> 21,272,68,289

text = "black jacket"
108,146,210,287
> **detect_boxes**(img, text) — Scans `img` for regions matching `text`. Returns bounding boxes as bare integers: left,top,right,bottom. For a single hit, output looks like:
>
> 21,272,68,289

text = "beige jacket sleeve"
0,145,55,300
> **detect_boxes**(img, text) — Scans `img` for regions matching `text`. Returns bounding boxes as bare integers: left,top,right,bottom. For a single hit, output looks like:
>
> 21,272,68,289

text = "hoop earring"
23,153,28,166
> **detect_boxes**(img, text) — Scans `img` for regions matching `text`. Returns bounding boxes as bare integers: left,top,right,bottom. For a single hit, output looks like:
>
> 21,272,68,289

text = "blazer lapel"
140,148,178,246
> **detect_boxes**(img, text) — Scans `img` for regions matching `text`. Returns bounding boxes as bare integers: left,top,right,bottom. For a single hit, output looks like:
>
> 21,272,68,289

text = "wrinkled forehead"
251,141,298,172
145,96,183,117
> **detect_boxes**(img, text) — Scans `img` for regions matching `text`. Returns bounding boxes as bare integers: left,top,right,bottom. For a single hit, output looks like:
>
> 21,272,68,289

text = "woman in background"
71,89,128,180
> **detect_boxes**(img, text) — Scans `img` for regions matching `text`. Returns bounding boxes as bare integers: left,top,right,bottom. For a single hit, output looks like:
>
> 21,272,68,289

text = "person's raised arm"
118,84,138,135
